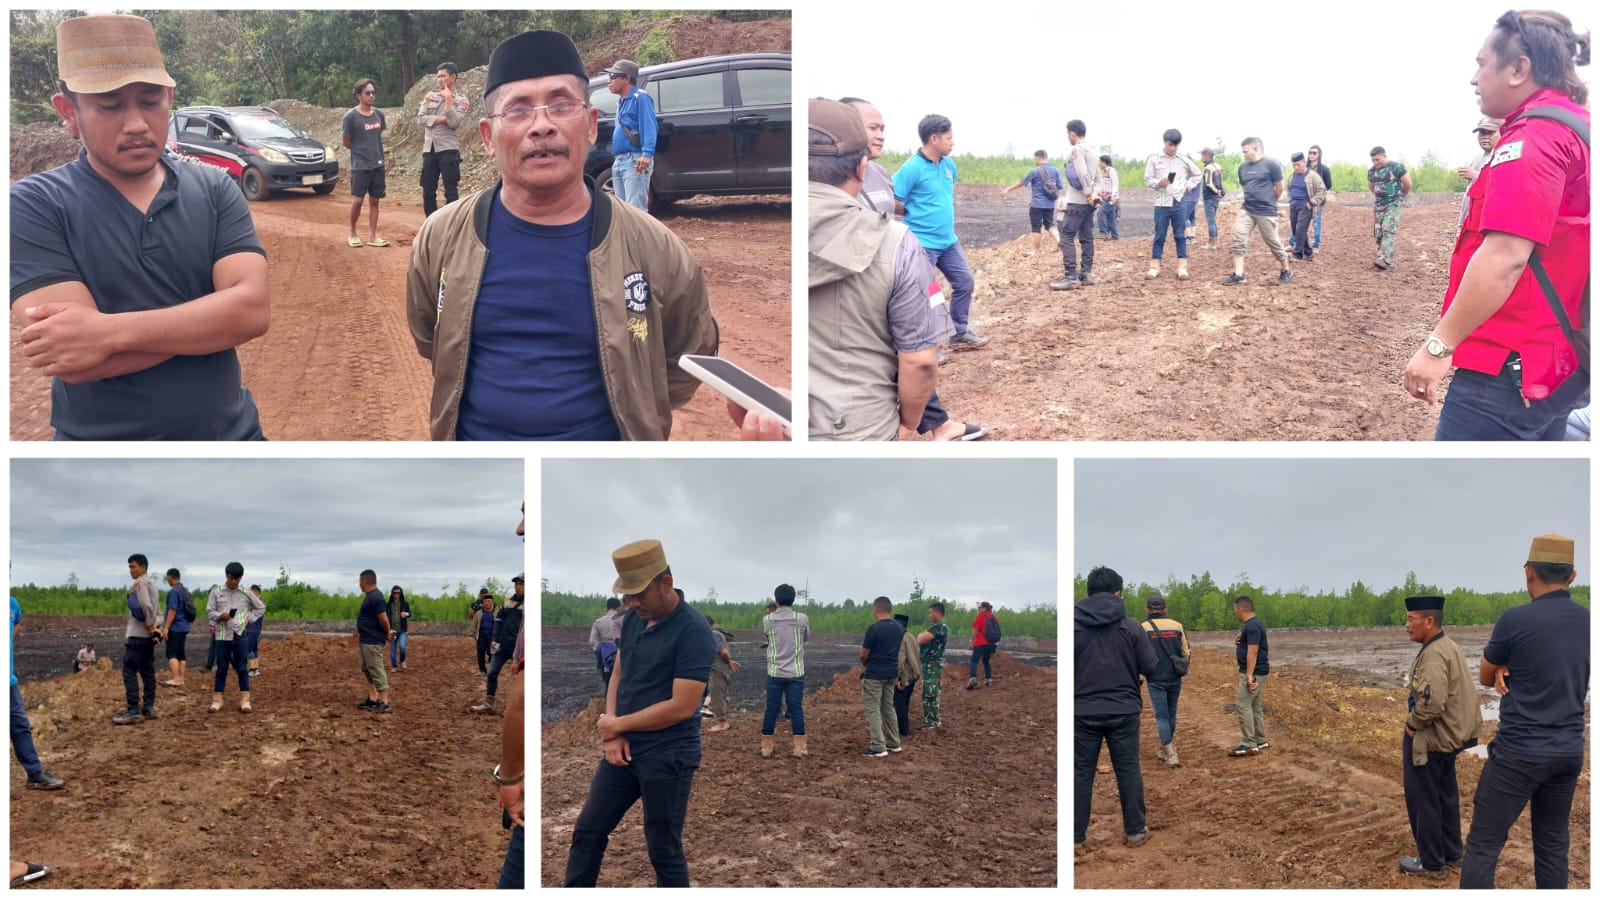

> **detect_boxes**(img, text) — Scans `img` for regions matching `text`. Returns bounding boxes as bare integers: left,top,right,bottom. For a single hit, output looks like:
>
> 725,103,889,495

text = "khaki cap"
1473,116,1504,133
57,14,175,94
612,539,668,595
1527,534,1575,565
808,97,868,157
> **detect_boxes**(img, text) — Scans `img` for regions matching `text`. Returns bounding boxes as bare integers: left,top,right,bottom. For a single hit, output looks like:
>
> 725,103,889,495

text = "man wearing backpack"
1402,10,1590,440
1000,151,1064,258
967,601,999,689
1140,595,1192,768
589,597,625,690
159,568,193,688
114,554,163,725
1050,119,1101,291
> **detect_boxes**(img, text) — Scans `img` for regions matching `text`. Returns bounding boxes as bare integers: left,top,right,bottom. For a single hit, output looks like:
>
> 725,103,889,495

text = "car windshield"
229,113,310,141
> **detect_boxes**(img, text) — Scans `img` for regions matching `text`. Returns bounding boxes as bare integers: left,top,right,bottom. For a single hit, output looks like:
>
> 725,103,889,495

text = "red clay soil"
936,193,1466,440
8,189,789,441
9,633,517,888
1073,646,1590,889
541,652,1056,887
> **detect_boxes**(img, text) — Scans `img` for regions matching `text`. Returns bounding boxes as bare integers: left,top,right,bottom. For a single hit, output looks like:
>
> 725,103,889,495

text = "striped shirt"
761,608,809,678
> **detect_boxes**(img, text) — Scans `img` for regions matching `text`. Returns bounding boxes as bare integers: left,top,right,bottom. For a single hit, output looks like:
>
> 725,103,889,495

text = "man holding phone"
205,562,264,714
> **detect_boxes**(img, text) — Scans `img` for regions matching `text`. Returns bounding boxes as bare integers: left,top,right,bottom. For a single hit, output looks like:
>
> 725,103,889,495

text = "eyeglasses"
1500,9,1533,56
488,98,589,125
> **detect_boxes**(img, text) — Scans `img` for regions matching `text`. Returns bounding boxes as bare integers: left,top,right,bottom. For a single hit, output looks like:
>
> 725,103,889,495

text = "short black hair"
775,583,796,606
1527,561,1575,583
225,562,244,579
1033,149,1048,159
128,553,148,568
766,601,777,611
354,78,376,99
674,587,685,601
437,62,459,75
1098,154,1112,165
166,568,181,580
1370,146,1386,157
838,95,872,108
250,585,262,592
1163,128,1182,145
917,114,952,145
1066,119,1086,137
360,568,377,584
873,596,893,613
605,597,621,610
1234,595,1255,611
929,601,945,615
1085,566,1121,596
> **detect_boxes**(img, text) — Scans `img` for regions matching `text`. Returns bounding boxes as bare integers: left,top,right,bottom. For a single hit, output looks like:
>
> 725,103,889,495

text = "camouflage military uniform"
1368,161,1408,267
919,619,948,725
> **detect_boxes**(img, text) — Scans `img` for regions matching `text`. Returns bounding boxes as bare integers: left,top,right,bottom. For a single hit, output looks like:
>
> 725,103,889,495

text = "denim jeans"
1074,713,1145,842
1146,679,1181,746
420,148,461,217
1096,201,1120,239
486,648,512,698
563,750,701,887
1203,195,1220,240
1151,204,1188,260
245,627,262,662
476,632,493,673
10,682,43,776
389,631,408,668
1460,743,1582,888
968,643,996,679
1184,199,1197,229
761,675,805,736
1312,203,1325,249
204,633,220,670
213,639,251,694
1435,360,1588,441
923,242,975,335
496,824,524,889
612,152,652,212
122,637,157,710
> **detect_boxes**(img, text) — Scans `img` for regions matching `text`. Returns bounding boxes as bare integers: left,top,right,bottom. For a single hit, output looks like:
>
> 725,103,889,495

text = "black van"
585,52,791,207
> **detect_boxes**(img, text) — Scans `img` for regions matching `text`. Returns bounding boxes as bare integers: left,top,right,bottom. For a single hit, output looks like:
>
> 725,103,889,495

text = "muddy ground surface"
9,616,517,888
541,624,1057,722
1074,631,1590,890
939,186,1465,441
541,647,1056,886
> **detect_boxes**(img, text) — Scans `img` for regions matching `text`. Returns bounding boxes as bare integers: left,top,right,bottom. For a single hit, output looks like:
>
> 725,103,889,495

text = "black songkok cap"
484,30,588,99
1404,595,1445,612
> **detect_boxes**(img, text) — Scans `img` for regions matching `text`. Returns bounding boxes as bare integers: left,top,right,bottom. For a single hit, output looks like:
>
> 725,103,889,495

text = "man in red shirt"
1403,10,1589,439
967,601,998,689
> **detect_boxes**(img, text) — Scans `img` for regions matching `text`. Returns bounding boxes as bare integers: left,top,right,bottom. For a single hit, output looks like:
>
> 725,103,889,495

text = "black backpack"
983,613,1001,644
1515,106,1589,374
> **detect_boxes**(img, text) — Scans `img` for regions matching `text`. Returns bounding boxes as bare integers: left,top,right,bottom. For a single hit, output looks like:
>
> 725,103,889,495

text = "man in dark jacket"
1074,566,1159,849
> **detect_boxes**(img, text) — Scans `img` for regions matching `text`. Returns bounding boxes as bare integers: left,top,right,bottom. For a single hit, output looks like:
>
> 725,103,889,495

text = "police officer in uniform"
1398,595,1482,877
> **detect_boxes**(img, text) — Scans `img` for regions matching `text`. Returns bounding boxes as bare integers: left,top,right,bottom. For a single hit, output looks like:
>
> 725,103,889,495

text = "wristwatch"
492,764,524,786
1424,335,1453,358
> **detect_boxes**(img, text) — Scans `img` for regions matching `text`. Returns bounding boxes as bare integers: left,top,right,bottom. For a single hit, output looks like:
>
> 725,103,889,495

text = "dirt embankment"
10,629,517,888
1074,644,1590,889
9,15,790,442
937,187,1464,440
542,652,1056,887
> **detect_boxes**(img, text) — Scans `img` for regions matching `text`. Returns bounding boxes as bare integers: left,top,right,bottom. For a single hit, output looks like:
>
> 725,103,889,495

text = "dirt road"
938,187,1463,440
9,620,516,888
541,651,1057,887
9,190,790,441
1073,641,1590,889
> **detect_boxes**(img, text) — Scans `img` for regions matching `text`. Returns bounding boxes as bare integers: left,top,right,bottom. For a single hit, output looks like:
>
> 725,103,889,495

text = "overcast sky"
807,1,1588,165
1076,459,1589,593
9,459,524,594
543,459,1056,610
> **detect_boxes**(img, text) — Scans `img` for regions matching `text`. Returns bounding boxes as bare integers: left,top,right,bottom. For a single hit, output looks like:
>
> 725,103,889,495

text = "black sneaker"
1224,273,1247,285
1255,739,1271,750
111,709,143,725
860,748,888,758
1277,269,1293,284
356,698,377,710
1227,743,1260,757
141,706,157,720
1126,830,1150,847
1399,856,1445,877
25,771,63,790
371,701,392,714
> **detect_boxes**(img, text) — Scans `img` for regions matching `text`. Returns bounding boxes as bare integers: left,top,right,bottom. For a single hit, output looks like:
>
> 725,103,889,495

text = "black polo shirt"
616,598,714,761
1236,616,1269,675
10,150,266,440
1483,589,1589,757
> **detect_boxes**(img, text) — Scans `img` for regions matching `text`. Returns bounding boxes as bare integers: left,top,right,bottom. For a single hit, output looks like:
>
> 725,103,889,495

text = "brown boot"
760,736,774,758
209,693,223,713
792,735,808,757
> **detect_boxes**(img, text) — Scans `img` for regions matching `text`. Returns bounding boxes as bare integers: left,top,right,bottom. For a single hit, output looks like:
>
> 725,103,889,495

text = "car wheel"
240,166,269,201
311,182,336,195
593,167,616,196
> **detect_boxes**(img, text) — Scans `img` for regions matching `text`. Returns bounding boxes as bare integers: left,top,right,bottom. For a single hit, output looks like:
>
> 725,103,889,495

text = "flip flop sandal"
956,422,988,441
366,238,391,248
11,863,50,887
348,236,363,248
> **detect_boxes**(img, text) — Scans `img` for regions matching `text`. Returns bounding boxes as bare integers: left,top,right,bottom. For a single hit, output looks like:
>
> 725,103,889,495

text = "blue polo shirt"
1482,589,1589,757
165,584,191,634
616,598,715,761
1021,164,1064,209
456,189,620,440
10,150,267,440
611,86,659,157
893,151,959,252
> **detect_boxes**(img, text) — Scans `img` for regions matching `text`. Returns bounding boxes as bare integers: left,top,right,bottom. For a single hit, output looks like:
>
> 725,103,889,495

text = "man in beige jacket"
1399,595,1482,877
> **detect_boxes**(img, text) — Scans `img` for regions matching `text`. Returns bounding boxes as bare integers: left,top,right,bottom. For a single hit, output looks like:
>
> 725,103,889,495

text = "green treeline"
879,149,1467,194
10,9,789,123
10,578,518,622
542,579,1058,638
1072,570,1591,632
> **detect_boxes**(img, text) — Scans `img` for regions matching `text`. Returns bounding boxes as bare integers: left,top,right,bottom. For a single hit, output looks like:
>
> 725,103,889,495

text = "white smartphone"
678,355,792,435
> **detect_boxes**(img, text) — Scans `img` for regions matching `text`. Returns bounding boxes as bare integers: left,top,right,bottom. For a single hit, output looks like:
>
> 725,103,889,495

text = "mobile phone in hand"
678,355,792,435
